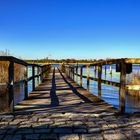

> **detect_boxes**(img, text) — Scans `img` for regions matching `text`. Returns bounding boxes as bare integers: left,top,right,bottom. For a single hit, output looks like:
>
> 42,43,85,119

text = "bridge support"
98,65,102,97
119,60,126,113
87,65,90,91
80,66,83,87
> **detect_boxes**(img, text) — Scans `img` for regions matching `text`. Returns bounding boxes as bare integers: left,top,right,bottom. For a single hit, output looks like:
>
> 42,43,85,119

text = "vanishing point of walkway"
0,68,139,140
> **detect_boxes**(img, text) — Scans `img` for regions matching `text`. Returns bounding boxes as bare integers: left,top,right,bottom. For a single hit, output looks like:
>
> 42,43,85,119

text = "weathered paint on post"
119,60,126,113
8,60,14,112
87,65,90,91
98,64,102,97
80,66,83,86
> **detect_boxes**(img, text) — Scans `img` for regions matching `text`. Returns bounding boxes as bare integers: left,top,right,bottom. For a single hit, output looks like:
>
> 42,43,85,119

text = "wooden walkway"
0,68,140,140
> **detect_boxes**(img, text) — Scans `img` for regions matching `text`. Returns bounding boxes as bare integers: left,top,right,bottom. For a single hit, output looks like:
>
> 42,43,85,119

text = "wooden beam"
8,60,14,112
119,60,126,113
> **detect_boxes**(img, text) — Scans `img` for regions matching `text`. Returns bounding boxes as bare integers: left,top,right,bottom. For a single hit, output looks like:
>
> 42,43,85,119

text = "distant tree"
0,49,10,56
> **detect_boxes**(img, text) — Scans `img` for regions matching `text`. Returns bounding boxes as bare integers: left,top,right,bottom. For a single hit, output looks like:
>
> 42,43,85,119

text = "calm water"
14,66,41,105
75,65,140,113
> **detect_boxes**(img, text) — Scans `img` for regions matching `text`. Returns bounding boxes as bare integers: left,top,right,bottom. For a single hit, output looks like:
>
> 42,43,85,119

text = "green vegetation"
25,58,98,64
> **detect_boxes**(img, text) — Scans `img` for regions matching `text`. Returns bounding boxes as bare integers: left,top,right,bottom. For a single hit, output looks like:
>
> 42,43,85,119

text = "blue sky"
0,0,140,59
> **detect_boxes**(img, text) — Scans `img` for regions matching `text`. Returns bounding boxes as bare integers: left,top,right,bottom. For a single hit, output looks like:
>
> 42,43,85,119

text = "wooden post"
70,66,72,79
80,66,83,86
98,65,102,97
37,66,39,85
24,66,28,99
69,65,70,78
73,66,75,80
94,66,97,78
76,65,78,82
40,66,43,82
32,65,35,91
8,60,14,112
119,60,126,113
87,65,90,91
105,65,107,76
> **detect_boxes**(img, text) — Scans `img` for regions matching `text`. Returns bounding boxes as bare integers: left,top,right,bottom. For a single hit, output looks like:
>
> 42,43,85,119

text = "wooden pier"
0,57,140,140
0,68,139,139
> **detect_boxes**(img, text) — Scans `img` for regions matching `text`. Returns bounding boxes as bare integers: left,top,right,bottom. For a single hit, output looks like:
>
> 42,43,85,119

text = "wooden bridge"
0,56,140,140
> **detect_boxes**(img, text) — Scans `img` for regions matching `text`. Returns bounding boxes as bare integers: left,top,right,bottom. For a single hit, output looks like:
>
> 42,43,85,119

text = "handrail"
61,58,140,113
0,56,28,66
0,56,51,113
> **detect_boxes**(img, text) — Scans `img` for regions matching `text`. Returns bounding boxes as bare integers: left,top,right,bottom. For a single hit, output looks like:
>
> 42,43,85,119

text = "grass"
127,71,140,97
0,61,25,112
0,61,9,83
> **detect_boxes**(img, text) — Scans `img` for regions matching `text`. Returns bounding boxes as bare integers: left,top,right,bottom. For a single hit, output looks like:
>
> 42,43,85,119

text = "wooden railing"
0,56,51,113
61,58,140,113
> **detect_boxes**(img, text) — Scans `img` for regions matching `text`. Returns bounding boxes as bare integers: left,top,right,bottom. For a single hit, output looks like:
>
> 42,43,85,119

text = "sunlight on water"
75,65,140,113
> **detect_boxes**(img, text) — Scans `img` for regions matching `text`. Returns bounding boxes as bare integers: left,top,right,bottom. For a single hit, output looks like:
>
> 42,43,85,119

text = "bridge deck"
0,68,139,140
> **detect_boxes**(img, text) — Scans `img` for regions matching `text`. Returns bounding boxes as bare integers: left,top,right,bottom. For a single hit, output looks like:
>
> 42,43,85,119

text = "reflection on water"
0,85,9,112
13,67,41,105
75,65,140,113
14,83,25,105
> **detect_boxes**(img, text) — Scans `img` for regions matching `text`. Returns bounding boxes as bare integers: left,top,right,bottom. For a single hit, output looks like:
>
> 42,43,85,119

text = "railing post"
110,65,112,74
8,60,14,112
37,66,39,85
105,65,107,79
24,66,28,99
80,66,83,87
76,65,78,82
98,64,102,97
40,66,43,82
32,65,35,91
69,65,70,78
73,66,75,80
69,66,72,79
94,66,97,78
119,60,126,113
87,65,90,90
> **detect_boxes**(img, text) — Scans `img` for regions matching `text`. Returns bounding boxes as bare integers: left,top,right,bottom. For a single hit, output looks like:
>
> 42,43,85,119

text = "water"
75,65,140,113
13,66,41,105
53,64,60,67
